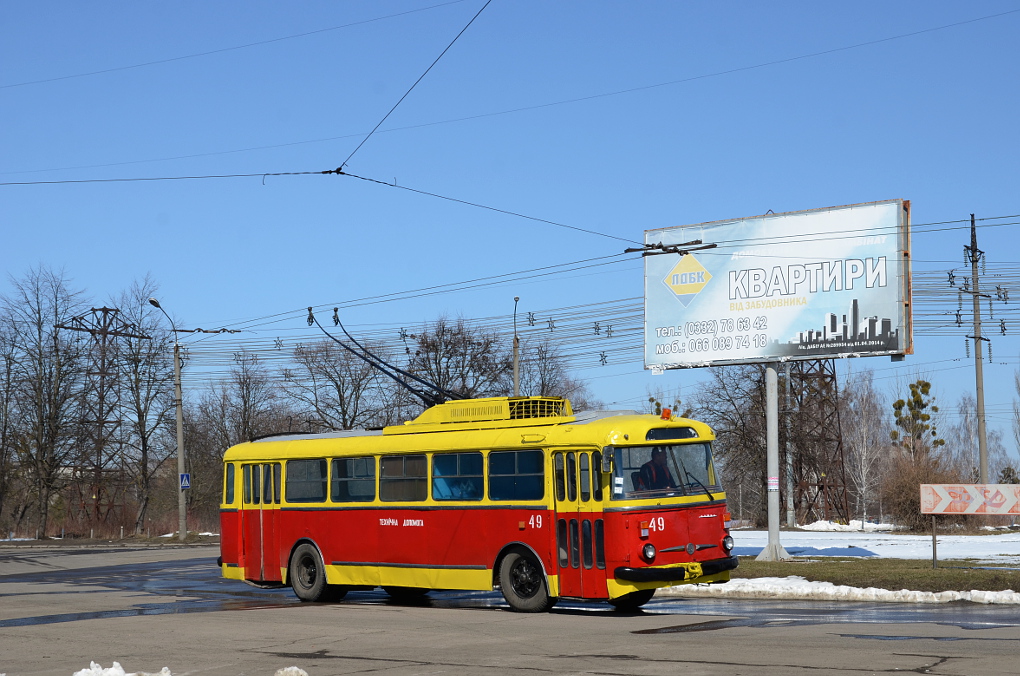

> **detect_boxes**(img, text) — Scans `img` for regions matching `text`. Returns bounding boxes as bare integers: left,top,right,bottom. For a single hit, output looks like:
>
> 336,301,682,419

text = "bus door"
240,463,282,582
553,450,607,599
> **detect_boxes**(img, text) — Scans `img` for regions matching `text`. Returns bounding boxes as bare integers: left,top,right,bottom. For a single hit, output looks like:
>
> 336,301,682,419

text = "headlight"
642,543,656,562
722,535,734,551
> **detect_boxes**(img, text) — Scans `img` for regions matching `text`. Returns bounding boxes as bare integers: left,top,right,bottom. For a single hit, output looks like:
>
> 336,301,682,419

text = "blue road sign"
180,473,191,490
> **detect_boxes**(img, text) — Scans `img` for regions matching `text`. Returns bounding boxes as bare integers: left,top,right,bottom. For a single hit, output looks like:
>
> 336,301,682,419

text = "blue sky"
2,2,1018,453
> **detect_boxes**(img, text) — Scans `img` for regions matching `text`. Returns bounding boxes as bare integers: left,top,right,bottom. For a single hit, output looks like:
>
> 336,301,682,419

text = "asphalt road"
1,544,1019,676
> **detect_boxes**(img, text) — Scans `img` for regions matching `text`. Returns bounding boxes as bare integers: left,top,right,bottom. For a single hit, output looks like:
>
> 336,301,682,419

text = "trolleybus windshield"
610,443,719,500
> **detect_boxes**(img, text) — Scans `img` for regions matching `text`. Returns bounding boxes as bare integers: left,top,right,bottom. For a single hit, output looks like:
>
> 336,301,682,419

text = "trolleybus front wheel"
608,588,655,611
499,550,556,612
290,543,335,602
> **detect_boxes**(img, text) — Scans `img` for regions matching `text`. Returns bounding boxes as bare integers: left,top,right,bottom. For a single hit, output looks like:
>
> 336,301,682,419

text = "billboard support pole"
757,363,790,561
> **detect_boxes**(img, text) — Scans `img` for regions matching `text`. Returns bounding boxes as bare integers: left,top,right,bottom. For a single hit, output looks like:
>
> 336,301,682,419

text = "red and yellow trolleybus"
218,396,737,611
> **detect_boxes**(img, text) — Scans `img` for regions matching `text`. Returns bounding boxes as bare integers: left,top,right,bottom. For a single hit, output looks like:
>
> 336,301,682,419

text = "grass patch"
735,557,1020,593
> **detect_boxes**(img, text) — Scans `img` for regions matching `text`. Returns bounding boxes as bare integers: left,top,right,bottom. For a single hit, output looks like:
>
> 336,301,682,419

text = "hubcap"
511,558,540,598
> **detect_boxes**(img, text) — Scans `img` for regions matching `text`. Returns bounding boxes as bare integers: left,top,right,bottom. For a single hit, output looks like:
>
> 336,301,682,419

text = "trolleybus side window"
242,464,251,504
224,463,235,505
488,450,544,501
554,453,565,501
251,464,261,505
380,454,427,502
591,451,603,501
273,463,282,504
432,452,483,501
262,464,274,504
566,452,577,501
579,453,590,502
286,459,328,503
331,456,376,502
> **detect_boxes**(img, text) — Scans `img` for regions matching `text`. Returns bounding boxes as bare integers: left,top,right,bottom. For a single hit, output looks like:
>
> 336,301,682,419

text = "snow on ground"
730,522,1020,564
660,521,1020,605
69,664,307,676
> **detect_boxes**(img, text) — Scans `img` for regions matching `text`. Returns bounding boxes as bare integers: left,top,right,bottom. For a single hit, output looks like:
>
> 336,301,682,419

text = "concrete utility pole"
966,214,990,483
148,298,188,542
512,296,520,397
757,363,790,561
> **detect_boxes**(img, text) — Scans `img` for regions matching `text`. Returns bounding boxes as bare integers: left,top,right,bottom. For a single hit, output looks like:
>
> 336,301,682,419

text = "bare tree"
1013,370,1020,461
284,340,382,430
185,351,294,529
0,328,18,532
408,316,510,399
514,337,600,410
841,369,888,523
690,364,768,526
1,266,88,536
115,277,176,534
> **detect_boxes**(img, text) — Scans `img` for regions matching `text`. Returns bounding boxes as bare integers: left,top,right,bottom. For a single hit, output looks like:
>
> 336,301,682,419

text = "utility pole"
56,308,150,527
148,298,188,542
965,214,990,483
512,296,520,397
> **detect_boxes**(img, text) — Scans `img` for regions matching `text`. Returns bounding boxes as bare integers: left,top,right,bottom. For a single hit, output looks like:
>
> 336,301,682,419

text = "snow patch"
662,576,1020,604
72,662,171,676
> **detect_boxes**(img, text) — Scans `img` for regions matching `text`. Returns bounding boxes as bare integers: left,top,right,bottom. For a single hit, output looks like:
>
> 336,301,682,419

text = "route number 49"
649,517,665,531
528,515,543,528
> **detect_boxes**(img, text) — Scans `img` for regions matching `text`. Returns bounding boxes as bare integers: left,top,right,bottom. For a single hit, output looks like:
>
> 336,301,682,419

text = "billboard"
644,200,911,370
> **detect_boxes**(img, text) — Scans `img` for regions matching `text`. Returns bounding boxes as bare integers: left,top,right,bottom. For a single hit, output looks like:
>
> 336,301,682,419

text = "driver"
640,447,677,490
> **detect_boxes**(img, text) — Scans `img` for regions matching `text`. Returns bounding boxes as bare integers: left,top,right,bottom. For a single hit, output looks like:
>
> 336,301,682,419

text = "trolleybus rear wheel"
608,588,655,611
290,543,328,602
499,550,555,612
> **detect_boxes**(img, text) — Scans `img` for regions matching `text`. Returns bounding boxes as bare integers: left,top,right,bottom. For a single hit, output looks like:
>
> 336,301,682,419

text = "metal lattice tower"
56,308,149,526
786,359,850,524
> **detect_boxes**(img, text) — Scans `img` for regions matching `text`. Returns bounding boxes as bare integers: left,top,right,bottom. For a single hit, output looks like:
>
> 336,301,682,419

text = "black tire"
608,588,656,611
290,543,328,602
383,586,430,600
499,550,555,612
322,584,349,602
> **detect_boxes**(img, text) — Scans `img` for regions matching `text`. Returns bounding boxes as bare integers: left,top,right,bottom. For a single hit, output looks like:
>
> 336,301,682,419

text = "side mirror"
601,447,614,472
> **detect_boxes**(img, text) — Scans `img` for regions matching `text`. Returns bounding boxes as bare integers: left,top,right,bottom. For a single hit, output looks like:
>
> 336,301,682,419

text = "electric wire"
339,0,491,169
7,8,1017,175
1,1,470,90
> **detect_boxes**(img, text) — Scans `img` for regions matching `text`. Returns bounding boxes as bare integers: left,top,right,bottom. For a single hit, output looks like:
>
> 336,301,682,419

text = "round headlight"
722,535,734,551
642,543,656,562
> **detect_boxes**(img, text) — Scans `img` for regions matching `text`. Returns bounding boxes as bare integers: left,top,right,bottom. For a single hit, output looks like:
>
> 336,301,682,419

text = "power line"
340,0,491,170
337,170,641,245
1,1,469,90
8,8,1017,177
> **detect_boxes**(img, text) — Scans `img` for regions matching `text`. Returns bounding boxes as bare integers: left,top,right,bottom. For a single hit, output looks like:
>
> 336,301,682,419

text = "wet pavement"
4,546,1020,633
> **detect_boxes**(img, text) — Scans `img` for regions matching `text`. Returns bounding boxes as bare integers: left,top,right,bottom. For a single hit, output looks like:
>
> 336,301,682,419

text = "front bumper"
614,555,739,583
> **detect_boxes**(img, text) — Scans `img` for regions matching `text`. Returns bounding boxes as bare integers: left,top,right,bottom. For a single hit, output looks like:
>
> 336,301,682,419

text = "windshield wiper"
683,470,715,501
673,454,715,501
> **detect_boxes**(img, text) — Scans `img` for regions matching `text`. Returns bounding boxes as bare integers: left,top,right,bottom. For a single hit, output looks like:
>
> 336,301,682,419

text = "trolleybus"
218,396,737,611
